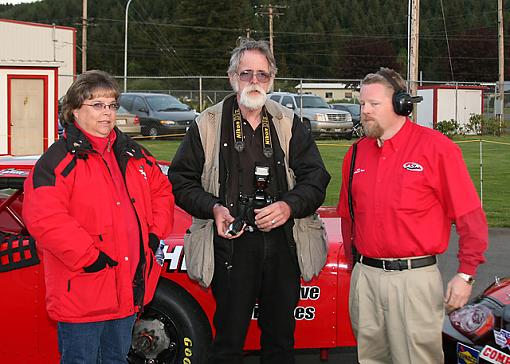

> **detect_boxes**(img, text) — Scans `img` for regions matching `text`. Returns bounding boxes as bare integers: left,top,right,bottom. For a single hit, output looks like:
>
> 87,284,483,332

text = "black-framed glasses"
82,102,120,111
237,70,272,83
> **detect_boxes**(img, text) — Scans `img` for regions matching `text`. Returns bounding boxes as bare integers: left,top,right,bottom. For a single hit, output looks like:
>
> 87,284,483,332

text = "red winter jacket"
22,125,174,323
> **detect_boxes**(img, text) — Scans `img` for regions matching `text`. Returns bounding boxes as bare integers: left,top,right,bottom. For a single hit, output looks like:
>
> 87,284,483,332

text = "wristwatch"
457,272,475,285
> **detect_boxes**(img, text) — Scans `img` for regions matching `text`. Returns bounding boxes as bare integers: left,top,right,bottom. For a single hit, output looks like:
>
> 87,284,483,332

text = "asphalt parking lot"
245,227,510,364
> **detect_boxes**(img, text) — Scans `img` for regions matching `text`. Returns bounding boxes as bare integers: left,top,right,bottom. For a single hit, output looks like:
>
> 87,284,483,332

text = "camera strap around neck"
232,101,273,158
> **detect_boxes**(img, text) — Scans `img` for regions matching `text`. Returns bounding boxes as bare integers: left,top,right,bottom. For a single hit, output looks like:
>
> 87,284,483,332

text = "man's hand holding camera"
255,201,291,232
213,203,245,239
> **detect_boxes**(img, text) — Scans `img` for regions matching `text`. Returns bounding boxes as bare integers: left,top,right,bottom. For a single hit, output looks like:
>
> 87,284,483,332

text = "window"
132,97,147,113
281,96,295,109
325,92,333,99
345,92,353,99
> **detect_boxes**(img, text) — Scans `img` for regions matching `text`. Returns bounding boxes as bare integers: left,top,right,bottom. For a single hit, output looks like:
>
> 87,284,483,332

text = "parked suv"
269,92,353,138
119,93,198,138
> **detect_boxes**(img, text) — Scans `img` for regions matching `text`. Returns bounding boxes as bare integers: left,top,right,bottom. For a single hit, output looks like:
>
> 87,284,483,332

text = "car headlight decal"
449,304,495,341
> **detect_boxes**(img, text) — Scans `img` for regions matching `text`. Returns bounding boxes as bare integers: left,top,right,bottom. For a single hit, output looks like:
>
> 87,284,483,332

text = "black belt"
358,255,437,271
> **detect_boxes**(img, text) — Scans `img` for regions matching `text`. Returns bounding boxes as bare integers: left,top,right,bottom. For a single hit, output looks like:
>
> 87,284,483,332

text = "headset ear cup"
393,90,413,116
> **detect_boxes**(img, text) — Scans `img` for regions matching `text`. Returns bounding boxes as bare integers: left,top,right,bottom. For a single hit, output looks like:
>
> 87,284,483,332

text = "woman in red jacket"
22,70,174,364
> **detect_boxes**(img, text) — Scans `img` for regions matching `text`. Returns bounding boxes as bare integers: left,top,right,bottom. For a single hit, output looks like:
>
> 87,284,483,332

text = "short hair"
61,70,120,126
227,38,277,76
361,67,406,92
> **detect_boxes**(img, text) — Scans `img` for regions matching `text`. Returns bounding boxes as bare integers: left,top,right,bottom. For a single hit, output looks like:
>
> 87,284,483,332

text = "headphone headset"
376,69,414,116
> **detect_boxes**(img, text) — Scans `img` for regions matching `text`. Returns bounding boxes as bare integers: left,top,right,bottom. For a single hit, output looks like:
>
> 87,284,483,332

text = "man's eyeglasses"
82,102,120,111
237,70,272,83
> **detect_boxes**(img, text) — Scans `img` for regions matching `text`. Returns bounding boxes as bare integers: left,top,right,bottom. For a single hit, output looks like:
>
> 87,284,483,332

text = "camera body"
227,164,275,235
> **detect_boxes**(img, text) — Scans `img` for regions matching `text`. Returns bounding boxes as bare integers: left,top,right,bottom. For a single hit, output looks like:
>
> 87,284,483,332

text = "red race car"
0,156,355,364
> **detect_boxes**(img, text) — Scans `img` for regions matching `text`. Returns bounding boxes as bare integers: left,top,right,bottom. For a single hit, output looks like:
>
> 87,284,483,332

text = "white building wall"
0,19,75,98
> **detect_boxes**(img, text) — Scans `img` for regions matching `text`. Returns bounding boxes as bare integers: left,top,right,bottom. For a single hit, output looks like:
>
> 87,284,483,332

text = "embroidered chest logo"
139,165,147,180
353,168,366,175
403,162,423,172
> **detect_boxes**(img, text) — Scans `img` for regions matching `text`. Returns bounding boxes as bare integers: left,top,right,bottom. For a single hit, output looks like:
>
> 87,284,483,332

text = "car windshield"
146,95,189,112
344,104,360,115
298,96,330,109
117,105,129,114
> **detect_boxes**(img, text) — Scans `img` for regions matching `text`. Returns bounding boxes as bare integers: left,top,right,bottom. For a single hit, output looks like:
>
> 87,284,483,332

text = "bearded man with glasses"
23,70,174,364
169,38,330,364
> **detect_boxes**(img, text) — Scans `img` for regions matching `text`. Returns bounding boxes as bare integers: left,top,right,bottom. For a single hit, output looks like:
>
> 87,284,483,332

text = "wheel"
128,280,212,364
302,118,312,134
148,127,159,138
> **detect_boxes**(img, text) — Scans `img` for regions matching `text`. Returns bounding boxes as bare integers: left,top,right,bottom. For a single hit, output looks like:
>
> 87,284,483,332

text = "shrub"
435,119,459,139
481,116,507,136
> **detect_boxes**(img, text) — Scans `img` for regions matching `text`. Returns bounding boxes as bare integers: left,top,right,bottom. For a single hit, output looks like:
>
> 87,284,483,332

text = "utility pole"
409,0,420,121
81,0,87,73
124,0,134,92
255,4,286,55
497,0,505,128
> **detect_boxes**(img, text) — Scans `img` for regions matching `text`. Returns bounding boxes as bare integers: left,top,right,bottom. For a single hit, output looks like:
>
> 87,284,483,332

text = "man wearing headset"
337,67,488,363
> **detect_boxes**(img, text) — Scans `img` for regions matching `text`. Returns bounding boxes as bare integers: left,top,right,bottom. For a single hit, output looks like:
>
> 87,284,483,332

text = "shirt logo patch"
353,168,366,175
457,342,480,364
494,329,510,350
403,162,423,172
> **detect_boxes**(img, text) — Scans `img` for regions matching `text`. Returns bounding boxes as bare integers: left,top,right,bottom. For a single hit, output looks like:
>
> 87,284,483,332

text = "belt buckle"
382,260,397,272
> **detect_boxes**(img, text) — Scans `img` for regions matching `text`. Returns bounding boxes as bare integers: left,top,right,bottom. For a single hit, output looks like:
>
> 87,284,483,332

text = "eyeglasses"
237,70,272,83
82,102,120,111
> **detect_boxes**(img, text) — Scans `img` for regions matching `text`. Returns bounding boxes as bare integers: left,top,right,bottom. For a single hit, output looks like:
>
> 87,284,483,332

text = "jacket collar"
64,123,144,160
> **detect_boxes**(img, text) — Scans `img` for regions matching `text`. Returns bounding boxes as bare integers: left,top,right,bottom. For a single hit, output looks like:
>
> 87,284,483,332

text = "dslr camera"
227,164,275,235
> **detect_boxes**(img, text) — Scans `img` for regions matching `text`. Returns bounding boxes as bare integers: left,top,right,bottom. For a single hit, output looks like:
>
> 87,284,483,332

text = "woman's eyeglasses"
237,70,272,83
82,102,120,111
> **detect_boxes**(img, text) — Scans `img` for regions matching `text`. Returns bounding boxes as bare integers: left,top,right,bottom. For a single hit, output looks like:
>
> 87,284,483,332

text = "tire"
148,127,159,139
128,280,212,364
302,118,312,134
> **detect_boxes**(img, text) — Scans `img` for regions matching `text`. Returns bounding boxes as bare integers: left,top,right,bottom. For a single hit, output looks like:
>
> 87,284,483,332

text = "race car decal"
456,342,480,364
251,286,322,321
479,345,510,364
163,245,187,272
494,329,510,350
0,168,29,177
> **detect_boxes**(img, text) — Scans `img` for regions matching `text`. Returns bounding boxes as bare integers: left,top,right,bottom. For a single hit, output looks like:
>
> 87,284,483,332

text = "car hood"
151,110,196,121
299,108,349,115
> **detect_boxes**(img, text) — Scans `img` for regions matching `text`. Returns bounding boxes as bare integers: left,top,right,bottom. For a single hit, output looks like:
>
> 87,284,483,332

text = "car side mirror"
138,107,149,114
285,103,295,110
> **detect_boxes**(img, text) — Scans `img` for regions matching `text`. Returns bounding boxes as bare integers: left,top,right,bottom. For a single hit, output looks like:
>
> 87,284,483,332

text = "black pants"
210,229,300,364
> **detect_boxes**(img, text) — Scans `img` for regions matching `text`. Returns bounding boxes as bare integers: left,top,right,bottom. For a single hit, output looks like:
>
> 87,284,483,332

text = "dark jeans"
210,229,301,364
57,314,137,364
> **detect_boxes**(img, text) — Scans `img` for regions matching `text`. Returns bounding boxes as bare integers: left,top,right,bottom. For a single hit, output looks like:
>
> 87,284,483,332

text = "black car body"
443,277,510,364
330,103,360,127
119,93,197,137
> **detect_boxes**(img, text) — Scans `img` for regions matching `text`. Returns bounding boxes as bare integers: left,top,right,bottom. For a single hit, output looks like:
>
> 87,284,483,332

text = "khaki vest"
183,97,328,288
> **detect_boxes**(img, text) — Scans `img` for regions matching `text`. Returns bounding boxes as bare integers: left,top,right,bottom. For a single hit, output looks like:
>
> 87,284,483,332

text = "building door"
9,77,46,155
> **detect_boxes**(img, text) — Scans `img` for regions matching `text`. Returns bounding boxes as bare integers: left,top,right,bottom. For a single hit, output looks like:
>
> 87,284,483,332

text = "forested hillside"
1,0,508,82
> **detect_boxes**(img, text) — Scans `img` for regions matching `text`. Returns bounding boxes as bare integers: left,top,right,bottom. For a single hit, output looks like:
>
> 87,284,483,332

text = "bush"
436,114,507,137
465,114,483,135
481,116,507,136
435,119,459,139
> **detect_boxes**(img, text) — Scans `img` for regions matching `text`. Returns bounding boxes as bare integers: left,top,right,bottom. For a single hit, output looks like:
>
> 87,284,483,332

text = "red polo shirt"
337,119,487,275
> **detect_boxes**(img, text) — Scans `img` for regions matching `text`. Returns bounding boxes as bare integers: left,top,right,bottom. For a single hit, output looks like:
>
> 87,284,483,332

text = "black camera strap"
232,101,273,158
348,140,361,263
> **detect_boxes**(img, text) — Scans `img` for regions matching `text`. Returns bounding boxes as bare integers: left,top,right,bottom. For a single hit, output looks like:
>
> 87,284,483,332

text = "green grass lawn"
136,135,510,227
